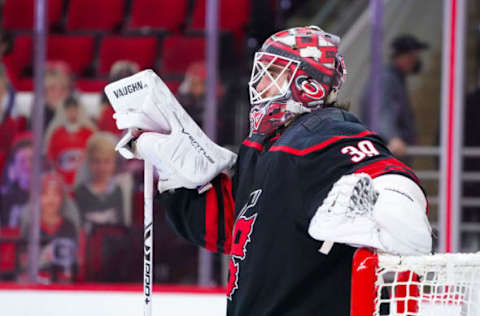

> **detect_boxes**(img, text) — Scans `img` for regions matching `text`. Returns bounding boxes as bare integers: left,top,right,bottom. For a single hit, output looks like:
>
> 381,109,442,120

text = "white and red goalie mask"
248,26,347,136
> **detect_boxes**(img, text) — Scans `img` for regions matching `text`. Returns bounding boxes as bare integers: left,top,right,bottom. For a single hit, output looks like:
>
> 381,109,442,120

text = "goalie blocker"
104,70,237,192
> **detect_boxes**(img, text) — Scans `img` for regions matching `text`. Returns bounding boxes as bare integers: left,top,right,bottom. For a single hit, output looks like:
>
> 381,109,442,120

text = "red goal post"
351,248,480,316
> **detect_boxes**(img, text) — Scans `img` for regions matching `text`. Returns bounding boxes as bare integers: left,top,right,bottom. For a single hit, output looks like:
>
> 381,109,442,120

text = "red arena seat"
3,36,95,77
1,36,33,89
0,228,21,278
47,36,95,75
2,35,95,90
1,0,64,30
76,79,109,93
84,225,131,282
160,35,205,75
98,36,157,75
165,80,181,95
66,0,125,31
190,0,250,32
129,0,187,32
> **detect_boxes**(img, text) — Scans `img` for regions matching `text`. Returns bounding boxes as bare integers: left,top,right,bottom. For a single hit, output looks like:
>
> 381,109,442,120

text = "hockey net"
351,249,480,316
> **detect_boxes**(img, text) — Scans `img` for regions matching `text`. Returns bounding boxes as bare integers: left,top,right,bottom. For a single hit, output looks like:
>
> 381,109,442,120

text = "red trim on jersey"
205,187,219,252
242,139,264,151
269,130,374,156
221,175,235,254
354,157,419,184
270,134,281,142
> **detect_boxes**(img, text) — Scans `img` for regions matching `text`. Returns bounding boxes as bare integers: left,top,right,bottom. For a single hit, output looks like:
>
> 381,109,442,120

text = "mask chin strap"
285,99,310,114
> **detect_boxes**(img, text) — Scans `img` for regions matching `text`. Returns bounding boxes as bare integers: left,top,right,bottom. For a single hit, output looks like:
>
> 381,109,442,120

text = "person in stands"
361,34,429,160
46,96,95,187
74,132,127,230
19,172,78,283
0,134,33,228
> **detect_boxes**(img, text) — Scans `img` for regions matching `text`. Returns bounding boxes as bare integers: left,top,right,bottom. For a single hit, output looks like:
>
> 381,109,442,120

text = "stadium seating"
76,79,109,93
1,0,64,30
66,0,125,31
2,35,33,90
47,36,95,75
129,0,188,32
0,0,251,93
165,80,181,95
189,0,249,52
2,36,33,76
160,35,205,75
2,35,97,90
190,0,250,32
2,35,95,77
0,228,20,279
98,36,157,75
84,225,135,282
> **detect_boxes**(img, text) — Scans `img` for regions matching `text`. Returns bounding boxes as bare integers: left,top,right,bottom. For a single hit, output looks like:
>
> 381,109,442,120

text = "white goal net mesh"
374,253,480,316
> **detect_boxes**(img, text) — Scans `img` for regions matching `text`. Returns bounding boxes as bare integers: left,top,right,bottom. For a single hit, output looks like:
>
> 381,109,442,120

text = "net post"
351,248,378,316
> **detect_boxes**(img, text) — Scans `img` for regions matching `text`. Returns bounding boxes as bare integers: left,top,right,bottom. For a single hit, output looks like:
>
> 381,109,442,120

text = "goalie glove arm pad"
372,174,432,255
308,173,432,256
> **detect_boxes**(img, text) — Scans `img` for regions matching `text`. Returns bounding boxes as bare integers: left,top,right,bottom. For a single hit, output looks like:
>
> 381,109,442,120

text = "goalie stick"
144,161,154,316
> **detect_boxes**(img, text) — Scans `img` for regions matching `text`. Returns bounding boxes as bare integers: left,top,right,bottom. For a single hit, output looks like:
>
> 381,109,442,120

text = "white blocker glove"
104,69,237,192
308,173,432,256
104,69,173,133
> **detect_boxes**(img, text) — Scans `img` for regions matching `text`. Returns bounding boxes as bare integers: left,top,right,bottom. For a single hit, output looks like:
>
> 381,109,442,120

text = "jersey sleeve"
297,133,423,228
161,173,235,254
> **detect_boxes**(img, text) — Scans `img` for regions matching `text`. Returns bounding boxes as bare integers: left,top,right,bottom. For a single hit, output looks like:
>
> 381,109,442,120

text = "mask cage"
248,52,300,105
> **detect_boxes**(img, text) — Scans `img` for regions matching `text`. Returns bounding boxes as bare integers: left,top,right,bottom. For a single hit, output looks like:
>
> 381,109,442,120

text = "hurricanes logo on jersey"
227,189,262,300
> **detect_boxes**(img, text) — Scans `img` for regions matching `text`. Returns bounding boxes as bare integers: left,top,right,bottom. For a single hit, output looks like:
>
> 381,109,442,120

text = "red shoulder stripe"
269,130,374,156
204,187,219,252
242,139,264,151
354,157,420,184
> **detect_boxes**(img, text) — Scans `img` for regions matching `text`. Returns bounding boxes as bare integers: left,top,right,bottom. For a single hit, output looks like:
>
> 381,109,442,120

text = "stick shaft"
144,161,154,316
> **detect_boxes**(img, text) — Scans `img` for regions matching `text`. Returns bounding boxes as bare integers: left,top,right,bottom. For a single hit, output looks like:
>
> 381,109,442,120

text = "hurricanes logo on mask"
295,75,326,100
227,190,261,300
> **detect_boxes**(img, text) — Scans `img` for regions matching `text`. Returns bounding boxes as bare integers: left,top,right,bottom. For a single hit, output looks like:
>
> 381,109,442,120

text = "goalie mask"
248,26,347,136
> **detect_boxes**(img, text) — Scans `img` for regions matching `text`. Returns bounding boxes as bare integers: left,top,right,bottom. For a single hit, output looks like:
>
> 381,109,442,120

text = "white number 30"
340,140,379,163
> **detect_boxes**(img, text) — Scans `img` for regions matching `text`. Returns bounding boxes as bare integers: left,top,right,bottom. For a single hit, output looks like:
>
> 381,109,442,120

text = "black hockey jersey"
162,107,423,316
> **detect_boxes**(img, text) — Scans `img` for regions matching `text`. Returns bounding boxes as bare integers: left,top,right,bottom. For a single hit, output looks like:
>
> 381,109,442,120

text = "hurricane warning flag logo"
227,189,261,300
227,214,257,299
